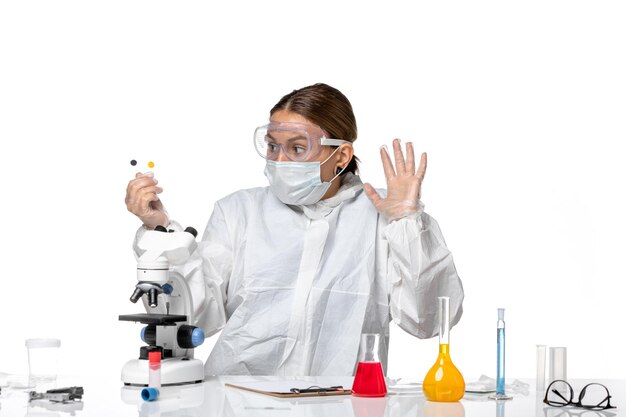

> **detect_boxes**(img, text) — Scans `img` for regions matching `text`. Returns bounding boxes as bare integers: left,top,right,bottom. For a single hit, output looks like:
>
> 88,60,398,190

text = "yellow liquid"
422,344,465,402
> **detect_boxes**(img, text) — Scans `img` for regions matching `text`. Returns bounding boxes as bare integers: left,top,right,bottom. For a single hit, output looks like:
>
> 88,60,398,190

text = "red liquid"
352,362,387,397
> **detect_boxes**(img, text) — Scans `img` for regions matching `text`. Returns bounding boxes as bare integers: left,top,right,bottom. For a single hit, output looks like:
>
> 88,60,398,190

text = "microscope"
119,225,205,386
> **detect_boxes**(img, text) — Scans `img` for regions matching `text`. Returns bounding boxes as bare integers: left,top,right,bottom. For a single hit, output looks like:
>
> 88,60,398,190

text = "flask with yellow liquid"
422,296,465,402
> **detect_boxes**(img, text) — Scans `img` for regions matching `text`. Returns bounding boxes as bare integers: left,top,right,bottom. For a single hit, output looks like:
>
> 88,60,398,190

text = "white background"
1,1,625,383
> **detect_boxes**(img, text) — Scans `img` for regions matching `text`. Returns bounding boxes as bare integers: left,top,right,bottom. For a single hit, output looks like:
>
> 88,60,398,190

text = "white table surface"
1,375,623,417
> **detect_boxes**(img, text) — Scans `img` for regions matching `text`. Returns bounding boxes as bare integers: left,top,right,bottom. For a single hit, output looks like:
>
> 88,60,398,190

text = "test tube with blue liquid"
489,308,512,400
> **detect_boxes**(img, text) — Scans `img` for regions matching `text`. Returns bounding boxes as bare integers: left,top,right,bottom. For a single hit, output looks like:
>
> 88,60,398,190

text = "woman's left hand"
364,139,427,220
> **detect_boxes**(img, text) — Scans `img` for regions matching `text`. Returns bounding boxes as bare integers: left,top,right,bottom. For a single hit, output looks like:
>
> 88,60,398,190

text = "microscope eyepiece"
184,226,198,238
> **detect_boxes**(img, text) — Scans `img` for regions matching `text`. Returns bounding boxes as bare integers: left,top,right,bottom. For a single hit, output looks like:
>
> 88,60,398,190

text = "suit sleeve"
384,209,464,339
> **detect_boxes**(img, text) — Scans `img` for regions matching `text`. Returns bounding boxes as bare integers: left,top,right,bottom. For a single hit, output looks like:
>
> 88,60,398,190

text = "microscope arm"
164,271,195,325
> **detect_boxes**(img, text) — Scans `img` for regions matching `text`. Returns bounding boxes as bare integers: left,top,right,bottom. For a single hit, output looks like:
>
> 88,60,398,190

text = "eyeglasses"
543,380,616,411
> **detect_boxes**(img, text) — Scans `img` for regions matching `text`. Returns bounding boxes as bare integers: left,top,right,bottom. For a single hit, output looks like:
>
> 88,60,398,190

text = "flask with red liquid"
351,333,387,397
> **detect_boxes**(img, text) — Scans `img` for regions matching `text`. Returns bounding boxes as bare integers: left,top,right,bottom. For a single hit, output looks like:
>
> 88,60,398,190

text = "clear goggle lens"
254,123,350,162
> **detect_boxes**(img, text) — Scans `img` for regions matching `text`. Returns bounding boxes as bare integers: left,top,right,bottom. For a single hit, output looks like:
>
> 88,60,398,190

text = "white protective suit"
133,173,464,376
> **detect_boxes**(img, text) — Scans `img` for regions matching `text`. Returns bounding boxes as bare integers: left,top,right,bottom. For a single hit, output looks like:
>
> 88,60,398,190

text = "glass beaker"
25,338,60,384
351,333,387,397
422,297,465,402
549,347,567,382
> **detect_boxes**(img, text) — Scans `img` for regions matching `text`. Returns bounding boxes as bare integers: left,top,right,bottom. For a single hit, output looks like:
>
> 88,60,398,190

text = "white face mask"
264,148,346,205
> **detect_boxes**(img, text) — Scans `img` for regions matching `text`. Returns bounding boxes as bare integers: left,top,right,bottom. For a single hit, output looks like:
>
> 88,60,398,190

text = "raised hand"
125,172,169,229
363,139,427,221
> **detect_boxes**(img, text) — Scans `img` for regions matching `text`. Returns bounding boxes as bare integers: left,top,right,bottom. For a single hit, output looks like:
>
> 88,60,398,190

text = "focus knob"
177,325,205,349
141,325,157,345
162,283,173,295
184,227,198,238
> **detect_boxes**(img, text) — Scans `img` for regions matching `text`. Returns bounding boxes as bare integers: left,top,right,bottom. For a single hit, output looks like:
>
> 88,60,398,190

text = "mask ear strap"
320,146,341,166
321,146,349,184
328,160,349,184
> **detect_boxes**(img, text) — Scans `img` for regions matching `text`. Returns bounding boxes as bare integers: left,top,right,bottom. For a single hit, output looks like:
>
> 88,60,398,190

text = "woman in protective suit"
125,83,464,376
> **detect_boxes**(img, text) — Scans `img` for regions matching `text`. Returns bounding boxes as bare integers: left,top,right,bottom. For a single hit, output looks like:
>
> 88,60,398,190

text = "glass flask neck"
358,333,381,363
438,297,450,346
497,307,505,329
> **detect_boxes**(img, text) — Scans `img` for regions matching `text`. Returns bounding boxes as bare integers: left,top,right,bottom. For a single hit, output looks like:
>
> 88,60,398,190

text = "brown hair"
270,83,359,175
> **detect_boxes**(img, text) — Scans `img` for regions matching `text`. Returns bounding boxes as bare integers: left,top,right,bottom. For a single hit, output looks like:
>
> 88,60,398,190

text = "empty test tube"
536,345,546,392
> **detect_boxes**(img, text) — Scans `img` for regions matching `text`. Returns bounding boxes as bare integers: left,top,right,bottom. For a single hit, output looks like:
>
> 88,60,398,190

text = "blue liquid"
496,327,505,395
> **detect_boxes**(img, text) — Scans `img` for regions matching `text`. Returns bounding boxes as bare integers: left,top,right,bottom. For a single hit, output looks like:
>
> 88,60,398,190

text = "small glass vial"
149,351,161,389
141,351,162,401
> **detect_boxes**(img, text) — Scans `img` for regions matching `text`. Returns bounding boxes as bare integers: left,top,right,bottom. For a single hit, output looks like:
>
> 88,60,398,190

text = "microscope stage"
118,313,187,325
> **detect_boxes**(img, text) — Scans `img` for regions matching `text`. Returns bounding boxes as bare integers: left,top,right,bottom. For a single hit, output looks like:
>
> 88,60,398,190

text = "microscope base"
121,357,204,386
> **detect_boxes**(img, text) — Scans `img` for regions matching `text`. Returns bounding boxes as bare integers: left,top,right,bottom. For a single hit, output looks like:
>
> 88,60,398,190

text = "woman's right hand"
125,172,169,230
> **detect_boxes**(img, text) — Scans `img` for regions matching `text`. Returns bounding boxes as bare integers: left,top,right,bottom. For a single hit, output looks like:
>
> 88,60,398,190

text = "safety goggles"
254,122,351,162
